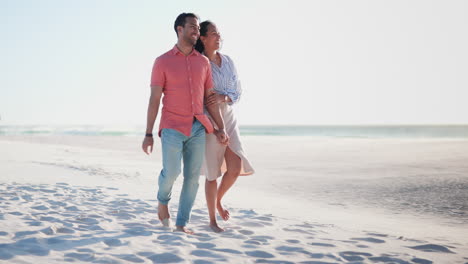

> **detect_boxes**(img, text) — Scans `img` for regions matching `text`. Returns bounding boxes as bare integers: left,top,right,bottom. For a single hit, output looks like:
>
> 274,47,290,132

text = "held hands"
215,128,229,145
205,93,227,107
142,136,154,155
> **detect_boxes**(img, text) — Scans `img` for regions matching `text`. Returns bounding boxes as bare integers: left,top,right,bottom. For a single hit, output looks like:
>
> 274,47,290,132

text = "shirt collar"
171,44,200,57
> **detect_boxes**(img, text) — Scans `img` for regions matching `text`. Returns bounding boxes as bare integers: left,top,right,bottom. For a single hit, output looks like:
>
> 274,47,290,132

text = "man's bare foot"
209,221,225,233
158,203,170,227
175,226,194,235
216,201,230,221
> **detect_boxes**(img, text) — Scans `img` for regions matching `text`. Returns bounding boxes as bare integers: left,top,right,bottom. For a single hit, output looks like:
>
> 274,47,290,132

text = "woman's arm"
204,89,229,145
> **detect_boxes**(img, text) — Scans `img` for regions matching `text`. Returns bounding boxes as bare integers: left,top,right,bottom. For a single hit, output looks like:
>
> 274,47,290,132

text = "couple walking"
142,13,254,234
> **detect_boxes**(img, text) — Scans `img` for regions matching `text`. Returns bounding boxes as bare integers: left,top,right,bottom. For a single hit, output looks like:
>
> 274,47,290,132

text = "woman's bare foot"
216,201,230,221
175,226,194,235
209,221,225,233
158,203,170,227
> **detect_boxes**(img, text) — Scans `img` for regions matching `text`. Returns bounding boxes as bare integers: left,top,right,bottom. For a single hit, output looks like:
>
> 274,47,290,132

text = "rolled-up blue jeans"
157,120,206,227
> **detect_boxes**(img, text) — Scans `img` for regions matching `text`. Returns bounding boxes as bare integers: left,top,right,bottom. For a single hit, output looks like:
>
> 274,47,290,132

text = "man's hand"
142,137,154,155
214,129,229,145
205,93,226,107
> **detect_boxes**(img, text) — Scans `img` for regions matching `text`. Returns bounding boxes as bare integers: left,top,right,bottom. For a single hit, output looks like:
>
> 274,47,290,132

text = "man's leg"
157,128,184,224
175,120,206,231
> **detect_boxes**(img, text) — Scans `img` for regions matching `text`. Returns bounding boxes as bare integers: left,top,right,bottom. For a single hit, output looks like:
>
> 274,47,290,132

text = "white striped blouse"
209,53,242,105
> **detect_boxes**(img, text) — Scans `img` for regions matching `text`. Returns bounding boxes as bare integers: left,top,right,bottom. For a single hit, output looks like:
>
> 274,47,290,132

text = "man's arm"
205,89,229,145
142,85,163,154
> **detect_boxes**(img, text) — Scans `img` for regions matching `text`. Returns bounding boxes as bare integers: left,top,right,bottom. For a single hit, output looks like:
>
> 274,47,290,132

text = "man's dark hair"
174,13,199,36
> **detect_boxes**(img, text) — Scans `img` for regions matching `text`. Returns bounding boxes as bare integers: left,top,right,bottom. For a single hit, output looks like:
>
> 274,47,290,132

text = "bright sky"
2,0,467,125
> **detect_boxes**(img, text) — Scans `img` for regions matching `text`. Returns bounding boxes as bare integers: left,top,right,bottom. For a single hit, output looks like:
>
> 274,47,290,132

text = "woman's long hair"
195,20,213,54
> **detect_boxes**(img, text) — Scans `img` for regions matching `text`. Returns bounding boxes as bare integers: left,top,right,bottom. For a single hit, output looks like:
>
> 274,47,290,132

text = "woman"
195,21,255,233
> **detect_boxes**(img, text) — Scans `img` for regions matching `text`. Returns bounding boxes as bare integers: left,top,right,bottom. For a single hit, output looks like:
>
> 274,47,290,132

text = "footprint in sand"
192,242,216,249
191,249,226,259
31,205,49,210
408,244,455,253
193,233,213,242
339,239,358,244
39,188,56,194
77,248,94,253
114,254,145,263
293,222,321,229
45,237,66,245
310,242,335,247
114,211,137,220
41,226,75,235
103,238,126,247
243,221,267,228
244,239,262,245
282,227,315,235
366,232,388,238
245,250,275,258
40,216,61,222
339,251,373,262
147,253,185,263
238,229,254,235
14,231,38,239
219,231,247,240
8,211,23,216
368,255,415,263
65,206,80,211
411,257,433,264
253,216,273,222
156,234,186,246
275,245,307,256
243,236,273,245
238,209,257,215
0,250,14,261
26,221,43,226
123,227,152,236
351,237,386,244
64,252,95,262
355,244,370,248
212,248,243,255
46,200,67,207
9,237,50,256
252,235,274,240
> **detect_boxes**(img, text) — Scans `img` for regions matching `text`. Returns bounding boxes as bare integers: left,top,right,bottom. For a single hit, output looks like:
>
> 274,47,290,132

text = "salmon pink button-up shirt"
151,45,214,137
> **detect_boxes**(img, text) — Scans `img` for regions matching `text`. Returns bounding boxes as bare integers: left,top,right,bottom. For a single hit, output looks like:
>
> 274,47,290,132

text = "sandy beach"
1,135,468,263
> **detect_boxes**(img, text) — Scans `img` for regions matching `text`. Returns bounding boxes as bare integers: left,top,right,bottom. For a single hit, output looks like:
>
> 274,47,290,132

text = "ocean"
1,124,468,138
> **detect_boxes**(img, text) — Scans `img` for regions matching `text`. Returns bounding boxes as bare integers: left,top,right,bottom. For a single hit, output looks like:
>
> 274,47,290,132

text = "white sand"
1,135,468,263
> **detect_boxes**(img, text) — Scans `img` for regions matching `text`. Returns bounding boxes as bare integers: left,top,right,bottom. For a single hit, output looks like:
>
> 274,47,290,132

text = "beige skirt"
202,102,255,181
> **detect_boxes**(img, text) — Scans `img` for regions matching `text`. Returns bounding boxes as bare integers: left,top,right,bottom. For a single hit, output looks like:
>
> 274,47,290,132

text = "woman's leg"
217,147,242,221
205,179,224,232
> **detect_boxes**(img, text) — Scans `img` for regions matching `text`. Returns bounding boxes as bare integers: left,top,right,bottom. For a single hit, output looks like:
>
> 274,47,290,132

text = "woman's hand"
214,128,229,145
205,93,227,107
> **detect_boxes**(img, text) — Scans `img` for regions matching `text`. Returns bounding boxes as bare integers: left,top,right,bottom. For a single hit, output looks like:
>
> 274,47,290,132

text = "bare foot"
209,221,225,233
216,201,230,221
158,203,170,226
175,226,194,235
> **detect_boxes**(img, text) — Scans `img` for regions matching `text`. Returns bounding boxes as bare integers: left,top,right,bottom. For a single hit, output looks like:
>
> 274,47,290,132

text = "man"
142,13,228,234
